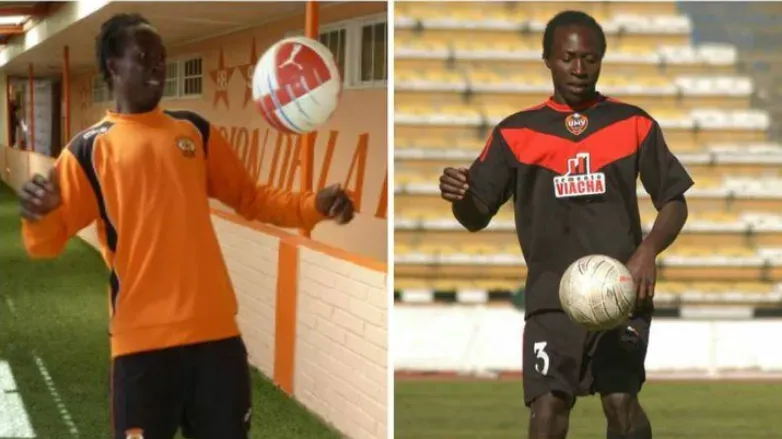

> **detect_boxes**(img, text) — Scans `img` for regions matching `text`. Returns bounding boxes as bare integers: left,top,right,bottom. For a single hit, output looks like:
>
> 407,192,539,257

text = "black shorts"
522,311,650,407
111,336,252,439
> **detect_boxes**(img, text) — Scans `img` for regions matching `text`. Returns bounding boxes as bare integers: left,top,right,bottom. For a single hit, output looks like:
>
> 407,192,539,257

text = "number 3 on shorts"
533,341,550,375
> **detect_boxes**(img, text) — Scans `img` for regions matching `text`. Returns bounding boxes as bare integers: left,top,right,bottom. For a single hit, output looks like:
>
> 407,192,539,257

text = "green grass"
0,181,341,438
394,379,782,438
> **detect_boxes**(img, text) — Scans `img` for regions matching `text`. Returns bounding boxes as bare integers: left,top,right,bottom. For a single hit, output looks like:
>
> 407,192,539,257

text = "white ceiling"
2,1,327,77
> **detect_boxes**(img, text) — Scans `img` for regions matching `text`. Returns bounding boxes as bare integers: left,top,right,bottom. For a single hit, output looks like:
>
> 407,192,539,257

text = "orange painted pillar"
63,45,71,142
273,238,299,394
299,1,318,238
28,63,34,153
4,77,9,181
4,76,10,147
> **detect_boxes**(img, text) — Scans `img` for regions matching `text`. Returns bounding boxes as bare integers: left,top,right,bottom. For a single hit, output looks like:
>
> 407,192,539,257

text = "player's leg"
600,393,650,439
181,336,252,439
528,392,572,439
523,311,588,439
111,347,185,439
592,315,652,439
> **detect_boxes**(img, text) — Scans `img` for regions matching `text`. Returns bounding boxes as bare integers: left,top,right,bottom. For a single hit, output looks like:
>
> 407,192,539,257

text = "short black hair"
95,13,150,88
542,10,606,59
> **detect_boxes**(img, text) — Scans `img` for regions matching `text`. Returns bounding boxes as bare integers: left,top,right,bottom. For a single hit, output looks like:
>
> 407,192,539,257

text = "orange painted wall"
69,2,388,262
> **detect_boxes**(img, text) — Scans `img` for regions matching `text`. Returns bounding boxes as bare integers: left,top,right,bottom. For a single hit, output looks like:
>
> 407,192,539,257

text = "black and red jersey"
467,94,694,316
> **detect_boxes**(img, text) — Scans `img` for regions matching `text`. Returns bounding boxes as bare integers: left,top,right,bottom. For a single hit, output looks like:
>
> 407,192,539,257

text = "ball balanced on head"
252,36,342,135
559,254,637,331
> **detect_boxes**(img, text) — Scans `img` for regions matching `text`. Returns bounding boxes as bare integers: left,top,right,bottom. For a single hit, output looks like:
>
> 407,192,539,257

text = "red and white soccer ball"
252,36,342,135
559,254,637,331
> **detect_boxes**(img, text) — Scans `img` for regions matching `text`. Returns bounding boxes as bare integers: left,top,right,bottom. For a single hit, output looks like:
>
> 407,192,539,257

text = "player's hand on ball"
626,242,657,310
439,167,469,202
19,167,61,222
315,184,355,225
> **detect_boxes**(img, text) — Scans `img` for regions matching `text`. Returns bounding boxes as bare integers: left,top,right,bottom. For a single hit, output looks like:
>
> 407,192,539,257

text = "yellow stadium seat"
485,105,520,119
440,105,478,116
468,69,504,84
419,243,457,255
395,68,416,83
699,211,739,223
694,282,731,293
668,246,709,257
419,208,443,220
732,282,772,293
506,71,548,85
396,103,429,115
462,243,499,254
475,279,520,291
495,210,514,221
397,209,424,221
691,176,721,189
403,39,444,52
395,243,411,255
503,247,523,258
433,278,472,291
743,282,771,293
394,173,417,185
415,135,450,149
657,281,688,294
422,69,463,85
717,246,756,257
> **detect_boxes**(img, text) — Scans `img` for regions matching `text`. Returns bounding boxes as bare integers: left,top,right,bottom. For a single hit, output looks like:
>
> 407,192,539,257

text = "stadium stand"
393,1,782,316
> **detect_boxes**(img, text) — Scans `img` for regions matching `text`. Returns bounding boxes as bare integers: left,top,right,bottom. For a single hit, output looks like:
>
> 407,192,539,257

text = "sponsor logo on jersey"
565,112,588,136
83,126,109,140
176,137,197,158
126,428,144,439
553,152,606,198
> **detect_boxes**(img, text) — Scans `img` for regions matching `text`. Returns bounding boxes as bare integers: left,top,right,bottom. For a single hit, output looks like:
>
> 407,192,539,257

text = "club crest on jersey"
176,137,197,158
553,152,606,198
565,113,589,136
126,428,144,439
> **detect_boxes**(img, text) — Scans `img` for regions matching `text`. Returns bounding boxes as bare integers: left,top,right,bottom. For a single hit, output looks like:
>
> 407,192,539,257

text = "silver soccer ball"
559,254,637,331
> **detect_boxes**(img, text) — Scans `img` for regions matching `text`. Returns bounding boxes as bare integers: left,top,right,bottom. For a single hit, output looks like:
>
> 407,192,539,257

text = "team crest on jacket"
126,428,144,439
553,152,606,198
565,113,588,136
176,137,197,158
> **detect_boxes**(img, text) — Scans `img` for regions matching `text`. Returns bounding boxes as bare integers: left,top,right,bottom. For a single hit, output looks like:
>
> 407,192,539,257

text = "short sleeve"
638,119,695,210
467,127,515,214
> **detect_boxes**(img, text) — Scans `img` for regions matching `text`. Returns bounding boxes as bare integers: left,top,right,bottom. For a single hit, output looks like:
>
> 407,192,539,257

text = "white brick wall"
295,247,388,439
213,217,280,378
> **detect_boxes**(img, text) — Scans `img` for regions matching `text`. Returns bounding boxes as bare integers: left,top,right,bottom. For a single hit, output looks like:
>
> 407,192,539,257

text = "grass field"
394,379,782,438
0,181,340,438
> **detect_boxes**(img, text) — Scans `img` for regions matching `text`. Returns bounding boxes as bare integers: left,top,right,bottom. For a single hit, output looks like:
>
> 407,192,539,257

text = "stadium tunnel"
0,1,388,438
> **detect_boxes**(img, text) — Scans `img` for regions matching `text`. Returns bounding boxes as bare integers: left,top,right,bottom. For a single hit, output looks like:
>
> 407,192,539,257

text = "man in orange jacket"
18,13,355,439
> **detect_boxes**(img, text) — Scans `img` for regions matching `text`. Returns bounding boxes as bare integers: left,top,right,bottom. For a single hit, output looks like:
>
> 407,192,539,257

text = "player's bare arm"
639,195,688,256
440,167,494,232
627,195,688,307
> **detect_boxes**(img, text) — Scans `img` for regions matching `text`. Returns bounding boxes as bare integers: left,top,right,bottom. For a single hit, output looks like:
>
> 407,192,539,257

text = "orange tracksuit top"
21,107,325,358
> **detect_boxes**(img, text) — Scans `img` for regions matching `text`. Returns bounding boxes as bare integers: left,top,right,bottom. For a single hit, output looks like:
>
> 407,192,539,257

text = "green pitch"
395,379,782,438
0,182,340,438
